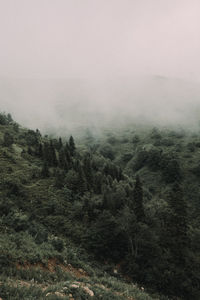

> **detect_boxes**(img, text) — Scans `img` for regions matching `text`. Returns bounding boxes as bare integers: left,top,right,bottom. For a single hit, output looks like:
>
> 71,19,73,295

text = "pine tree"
69,135,76,156
64,142,72,166
50,140,58,167
58,137,63,150
133,175,145,222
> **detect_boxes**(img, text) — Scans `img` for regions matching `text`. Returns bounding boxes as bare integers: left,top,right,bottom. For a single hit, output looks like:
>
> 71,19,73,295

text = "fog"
0,0,200,133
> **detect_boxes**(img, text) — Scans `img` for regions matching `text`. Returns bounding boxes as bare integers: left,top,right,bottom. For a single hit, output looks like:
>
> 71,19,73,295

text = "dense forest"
0,111,200,300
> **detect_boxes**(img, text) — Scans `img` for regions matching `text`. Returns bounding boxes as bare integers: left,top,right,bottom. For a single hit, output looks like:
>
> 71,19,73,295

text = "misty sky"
0,0,200,131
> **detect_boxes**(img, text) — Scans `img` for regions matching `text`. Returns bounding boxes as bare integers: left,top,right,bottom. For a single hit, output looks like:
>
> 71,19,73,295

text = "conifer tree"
58,137,63,150
50,140,58,167
69,135,76,156
83,154,93,190
58,148,68,170
64,142,71,166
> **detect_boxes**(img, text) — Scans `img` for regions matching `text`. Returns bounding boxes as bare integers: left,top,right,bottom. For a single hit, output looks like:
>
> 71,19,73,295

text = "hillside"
0,112,200,299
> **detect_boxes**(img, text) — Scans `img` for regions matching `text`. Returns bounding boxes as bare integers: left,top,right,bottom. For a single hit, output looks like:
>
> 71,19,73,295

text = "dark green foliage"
99,144,115,160
161,158,182,183
69,135,76,156
146,149,162,171
28,222,48,244
2,178,23,197
25,129,39,146
93,171,103,194
133,150,148,171
41,161,49,177
51,237,64,252
167,183,188,260
37,143,43,157
103,163,123,181
83,154,93,190
0,112,13,125
3,131,14,147
58,137,63,149
27,146,32,155
50,140,58,166
132,134,140,143
84,211,124,259
191,163,200,177
65,170,80,193
58,147,69,170
151,128,162,140
54,169,66,188
133,176,145,222
13,122,19,132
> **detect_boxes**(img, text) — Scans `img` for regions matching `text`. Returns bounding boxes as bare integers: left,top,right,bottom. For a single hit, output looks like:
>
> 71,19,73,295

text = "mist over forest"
1,75,200,134
1,0,200,134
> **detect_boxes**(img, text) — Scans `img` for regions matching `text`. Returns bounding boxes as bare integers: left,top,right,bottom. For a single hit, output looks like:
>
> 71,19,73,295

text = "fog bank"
0,1,200,132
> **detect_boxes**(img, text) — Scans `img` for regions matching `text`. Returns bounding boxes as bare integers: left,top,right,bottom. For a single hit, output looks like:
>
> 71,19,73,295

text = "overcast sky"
0,0,200,131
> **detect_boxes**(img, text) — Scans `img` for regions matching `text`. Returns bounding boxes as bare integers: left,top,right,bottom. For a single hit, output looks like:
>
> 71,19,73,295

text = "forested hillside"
0,112,200,300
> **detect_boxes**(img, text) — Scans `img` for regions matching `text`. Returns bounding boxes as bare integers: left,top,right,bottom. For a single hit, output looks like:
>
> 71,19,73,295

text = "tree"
84,210,123,259
77,165,87,195
58,137,63,150
64,143,72,166
49,140,58,167
133,175,145,222
58,148,68,170
83,154,93,190
69,136,76,156
162,158,182,183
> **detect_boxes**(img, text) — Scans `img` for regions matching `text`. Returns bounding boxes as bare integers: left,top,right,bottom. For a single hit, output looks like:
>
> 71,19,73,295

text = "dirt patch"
16,258,88,279
61,264,88,278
